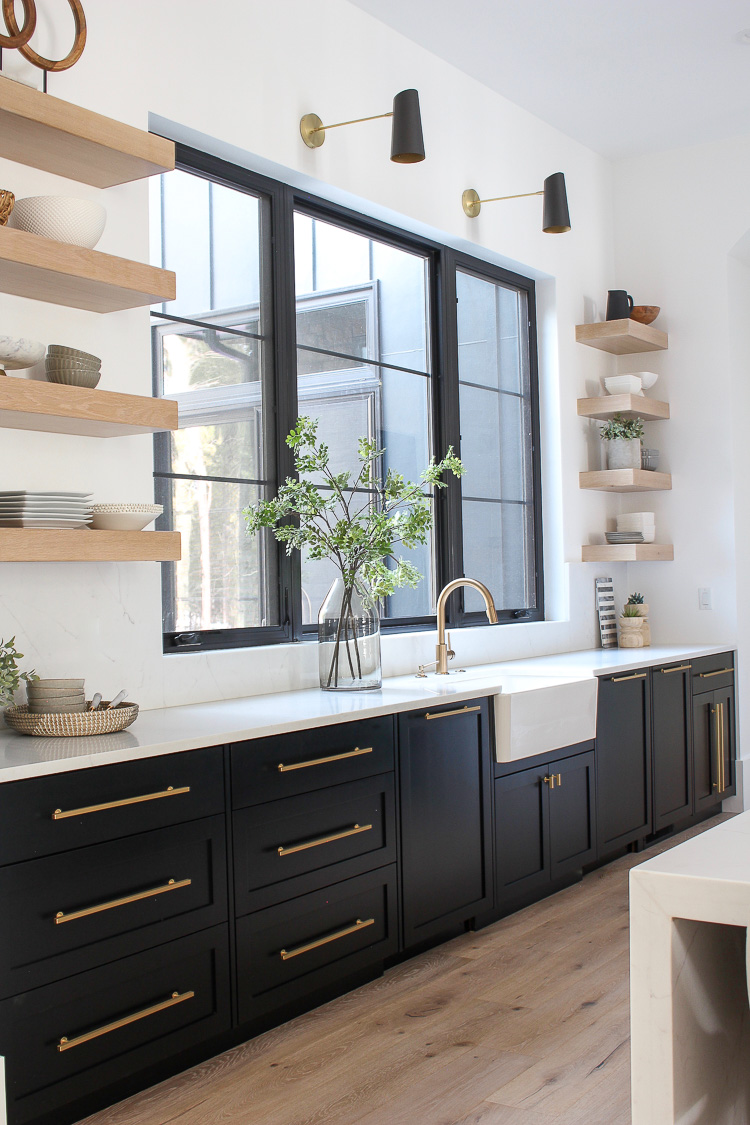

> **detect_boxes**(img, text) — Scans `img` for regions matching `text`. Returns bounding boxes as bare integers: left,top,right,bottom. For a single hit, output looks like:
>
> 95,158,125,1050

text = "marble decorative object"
630,814,750,1124
0,335,45,374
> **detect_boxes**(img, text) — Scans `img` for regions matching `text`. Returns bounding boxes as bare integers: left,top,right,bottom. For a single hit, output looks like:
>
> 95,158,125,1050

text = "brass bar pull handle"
611,673,647,683
556,774,562,787
54,878,192,925
661,664,692,674
425,705,481,720
544,775,555,789
698,668,734,678
57,990,195,1052
280,917,374,961
52,786,190,820
277,747,372,773
718,702,726,792
712,707,721,790
278,824,372,857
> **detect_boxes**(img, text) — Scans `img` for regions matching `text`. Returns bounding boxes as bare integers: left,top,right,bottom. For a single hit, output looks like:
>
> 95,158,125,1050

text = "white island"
630,812,750,1124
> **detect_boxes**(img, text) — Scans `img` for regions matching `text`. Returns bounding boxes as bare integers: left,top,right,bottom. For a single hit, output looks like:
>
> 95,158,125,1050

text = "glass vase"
318,576,382,691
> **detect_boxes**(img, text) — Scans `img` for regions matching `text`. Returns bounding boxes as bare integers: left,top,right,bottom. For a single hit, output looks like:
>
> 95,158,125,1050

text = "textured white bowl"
0,334,45,371
9,196,107,249
626,370,659,392
90,503,163,513
91,510,162,531
604,375,643,395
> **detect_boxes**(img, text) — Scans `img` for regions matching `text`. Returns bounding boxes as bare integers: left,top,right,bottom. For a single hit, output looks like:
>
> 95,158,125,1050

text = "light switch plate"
698,587,712,610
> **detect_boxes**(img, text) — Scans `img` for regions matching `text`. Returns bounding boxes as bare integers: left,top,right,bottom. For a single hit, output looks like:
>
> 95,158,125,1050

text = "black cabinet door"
596,670,652,854
693,686,736,812
494,765,549,910
651,662,692,832
398,700,493,948
548,751,596,880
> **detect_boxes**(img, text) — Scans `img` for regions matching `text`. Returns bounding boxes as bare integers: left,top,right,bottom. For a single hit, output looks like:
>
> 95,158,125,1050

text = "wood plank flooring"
81,814,731,1125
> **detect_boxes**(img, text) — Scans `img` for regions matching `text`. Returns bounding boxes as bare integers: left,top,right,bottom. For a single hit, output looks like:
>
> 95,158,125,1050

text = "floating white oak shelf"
0,530,181,563
577,394,670,421
0,74,175,187
575,319,668,354
582,544,674,563
579,469,672,493
0,379,178,438
0,227,175,312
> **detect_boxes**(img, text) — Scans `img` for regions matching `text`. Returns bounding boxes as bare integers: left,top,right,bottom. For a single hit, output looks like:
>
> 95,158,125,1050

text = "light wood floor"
82,814,731,1125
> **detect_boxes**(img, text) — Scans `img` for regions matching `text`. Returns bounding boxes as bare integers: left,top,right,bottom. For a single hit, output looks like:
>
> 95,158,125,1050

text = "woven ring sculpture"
1,0,86,71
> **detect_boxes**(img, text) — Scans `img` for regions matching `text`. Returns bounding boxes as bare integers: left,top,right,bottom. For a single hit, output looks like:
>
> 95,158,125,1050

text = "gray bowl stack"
45,346,101,389
26,678,86,714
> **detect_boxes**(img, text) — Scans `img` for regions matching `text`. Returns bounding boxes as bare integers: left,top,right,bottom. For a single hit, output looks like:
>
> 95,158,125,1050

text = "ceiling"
347,0,750,159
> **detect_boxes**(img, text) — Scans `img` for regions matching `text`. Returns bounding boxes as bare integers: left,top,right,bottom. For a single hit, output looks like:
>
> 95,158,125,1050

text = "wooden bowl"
630,305,660,325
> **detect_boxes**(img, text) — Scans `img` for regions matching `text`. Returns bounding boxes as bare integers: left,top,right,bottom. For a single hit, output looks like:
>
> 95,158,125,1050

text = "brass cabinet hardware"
698,668,734,678
54,877,192,925
57,989,195,1052
718,701,726,792
277,747,372,773
712,707,720,790
52,785,190,820
544,775,555,789
425,705,481,720
278,824,372,857
661,664,692,674
611,672,647,683
280,917,374,961
555,773,562,787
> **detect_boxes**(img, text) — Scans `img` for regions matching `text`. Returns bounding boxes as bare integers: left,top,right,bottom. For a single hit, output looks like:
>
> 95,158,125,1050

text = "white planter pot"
606,438,641,470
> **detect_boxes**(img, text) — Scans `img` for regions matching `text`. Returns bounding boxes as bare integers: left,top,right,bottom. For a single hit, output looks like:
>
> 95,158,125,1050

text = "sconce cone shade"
542,172,571,233
390,89,425,164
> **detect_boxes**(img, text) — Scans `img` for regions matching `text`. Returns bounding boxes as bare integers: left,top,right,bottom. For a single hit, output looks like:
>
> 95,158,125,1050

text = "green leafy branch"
0,637,37,708
244,416,464,600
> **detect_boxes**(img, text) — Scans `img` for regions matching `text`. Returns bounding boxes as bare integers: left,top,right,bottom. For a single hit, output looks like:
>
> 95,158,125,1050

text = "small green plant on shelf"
0,637,37,708
627,592,645,604
621,604,641,618
599,414,645,441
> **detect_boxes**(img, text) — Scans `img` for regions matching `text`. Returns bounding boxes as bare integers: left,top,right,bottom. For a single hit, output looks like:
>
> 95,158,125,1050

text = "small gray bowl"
48,345,101,365
30,678,84,690
46,369,102,389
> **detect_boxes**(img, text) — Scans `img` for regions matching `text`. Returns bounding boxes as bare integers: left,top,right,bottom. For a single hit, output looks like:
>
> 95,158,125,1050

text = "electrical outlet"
698,587,712,610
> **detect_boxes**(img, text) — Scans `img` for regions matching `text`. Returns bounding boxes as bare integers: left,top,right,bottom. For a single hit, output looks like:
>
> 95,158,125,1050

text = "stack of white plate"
0,491,92,529
605,531,645,544
616,512,655,543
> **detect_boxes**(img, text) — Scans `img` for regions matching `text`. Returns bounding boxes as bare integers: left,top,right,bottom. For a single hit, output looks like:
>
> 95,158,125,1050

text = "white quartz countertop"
0,643,732,783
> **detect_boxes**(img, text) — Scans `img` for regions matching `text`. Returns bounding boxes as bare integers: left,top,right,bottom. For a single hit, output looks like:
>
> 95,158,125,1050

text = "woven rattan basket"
3,702,139,737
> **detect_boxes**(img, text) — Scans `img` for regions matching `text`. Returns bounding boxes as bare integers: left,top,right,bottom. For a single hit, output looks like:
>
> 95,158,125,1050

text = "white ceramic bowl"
9,196,107,249
0,335,45,372
626,370,659,391
91,506,163,531
603,374,643,395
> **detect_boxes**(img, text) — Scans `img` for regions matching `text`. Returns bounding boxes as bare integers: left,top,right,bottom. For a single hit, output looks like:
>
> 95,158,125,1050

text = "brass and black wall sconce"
462,171,571,232
300,89,425,164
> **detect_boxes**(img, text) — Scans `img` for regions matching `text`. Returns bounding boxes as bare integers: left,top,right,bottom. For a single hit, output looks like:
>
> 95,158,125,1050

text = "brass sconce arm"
462,172,571,232
301,111,393,147
300,90,425,163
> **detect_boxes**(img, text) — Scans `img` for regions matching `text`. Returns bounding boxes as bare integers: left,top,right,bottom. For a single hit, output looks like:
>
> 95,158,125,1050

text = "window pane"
160,326,261,396
169,417,264,484
159,479,278,632
457,268,536,612
157,169,262,322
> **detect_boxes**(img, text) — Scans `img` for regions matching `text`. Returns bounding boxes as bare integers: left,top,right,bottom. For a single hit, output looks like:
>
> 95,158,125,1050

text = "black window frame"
154,143,543,653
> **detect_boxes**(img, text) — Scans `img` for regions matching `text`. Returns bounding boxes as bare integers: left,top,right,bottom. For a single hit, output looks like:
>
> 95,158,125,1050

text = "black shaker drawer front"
231,716,394,807
0,746,225,866
0,925,231,1125
0,816,228,998
234,774,396,913
691,651,735,692
236,866,397,1023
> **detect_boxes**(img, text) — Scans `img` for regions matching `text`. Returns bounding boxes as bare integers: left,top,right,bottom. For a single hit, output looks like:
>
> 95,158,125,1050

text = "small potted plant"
600,414,645,470
618,604,644,648
0,637,37,708
627,592,649,617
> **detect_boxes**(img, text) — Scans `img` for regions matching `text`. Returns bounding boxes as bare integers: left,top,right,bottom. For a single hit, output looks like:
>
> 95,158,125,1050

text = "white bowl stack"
616,512,655,543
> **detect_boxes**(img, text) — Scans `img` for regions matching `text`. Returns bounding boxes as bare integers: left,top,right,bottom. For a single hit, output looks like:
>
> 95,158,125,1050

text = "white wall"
0,0,623,708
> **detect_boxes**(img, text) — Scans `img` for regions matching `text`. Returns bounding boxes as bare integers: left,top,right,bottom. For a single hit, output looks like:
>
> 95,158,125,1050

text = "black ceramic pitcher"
606,290,634,320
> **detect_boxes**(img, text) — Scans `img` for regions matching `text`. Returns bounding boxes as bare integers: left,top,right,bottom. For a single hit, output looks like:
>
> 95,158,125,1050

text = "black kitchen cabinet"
651,661,693,832
596,669,652,854
493,747,596,914
693,684,736,812
398,699,493,948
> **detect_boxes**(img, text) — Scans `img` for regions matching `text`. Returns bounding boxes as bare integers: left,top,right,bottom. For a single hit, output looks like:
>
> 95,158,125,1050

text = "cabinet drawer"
0,747,225,867
0,816,227,999
0,925,230,1125
231,717,394,808
691,652,735,692
236,866,397,1023
234,774,396,913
